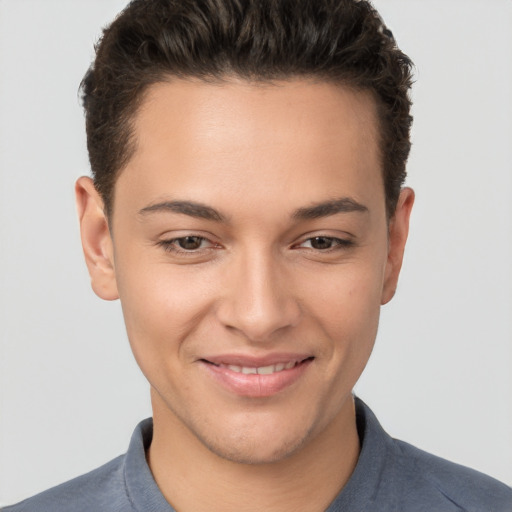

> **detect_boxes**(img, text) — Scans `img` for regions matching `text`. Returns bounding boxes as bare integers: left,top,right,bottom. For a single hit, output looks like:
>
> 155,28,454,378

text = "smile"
200,356,314,398
214,360,300,375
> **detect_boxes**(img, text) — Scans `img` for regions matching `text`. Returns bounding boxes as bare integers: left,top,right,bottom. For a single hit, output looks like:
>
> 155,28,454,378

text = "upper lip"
201,353,314,367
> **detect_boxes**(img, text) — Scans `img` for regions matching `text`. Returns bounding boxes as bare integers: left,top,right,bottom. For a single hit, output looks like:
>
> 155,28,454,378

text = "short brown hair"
81,0,413,218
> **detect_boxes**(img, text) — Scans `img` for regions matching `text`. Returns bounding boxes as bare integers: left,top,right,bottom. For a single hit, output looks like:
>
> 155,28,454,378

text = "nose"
216,248,301,342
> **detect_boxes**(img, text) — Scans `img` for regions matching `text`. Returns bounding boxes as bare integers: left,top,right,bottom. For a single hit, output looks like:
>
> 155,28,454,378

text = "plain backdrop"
1,0,511,505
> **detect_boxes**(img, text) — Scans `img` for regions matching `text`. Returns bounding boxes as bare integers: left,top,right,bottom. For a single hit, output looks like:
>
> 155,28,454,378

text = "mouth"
199,356,314,397
205,358,311,374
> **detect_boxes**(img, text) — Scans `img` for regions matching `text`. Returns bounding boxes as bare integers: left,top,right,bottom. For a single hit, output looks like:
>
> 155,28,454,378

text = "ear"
381,187,415,305
75,176,119,301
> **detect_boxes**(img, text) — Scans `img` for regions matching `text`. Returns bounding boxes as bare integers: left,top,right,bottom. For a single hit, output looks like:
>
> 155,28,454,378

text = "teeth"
222,361,298,375
257,365,275,375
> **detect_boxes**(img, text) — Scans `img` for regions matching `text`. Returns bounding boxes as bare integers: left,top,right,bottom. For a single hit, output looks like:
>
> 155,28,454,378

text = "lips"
200,354,314,397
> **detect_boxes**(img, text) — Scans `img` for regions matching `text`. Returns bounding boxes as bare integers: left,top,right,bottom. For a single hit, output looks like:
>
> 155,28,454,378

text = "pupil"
179,236,202,250
311,237,332,250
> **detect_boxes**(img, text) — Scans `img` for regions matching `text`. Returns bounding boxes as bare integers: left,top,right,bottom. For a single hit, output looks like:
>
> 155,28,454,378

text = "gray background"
1,0,511,505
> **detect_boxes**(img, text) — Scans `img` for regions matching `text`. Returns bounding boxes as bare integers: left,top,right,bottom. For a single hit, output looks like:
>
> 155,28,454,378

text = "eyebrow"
292,197,368,220
138,196,368,223
138,200,227,222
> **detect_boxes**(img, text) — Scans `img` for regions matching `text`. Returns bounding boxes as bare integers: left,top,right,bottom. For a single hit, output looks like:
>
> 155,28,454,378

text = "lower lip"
201,359,313,398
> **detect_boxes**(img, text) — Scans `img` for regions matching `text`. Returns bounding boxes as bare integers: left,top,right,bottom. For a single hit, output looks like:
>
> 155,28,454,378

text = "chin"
200,431,311,465
192,412,318,465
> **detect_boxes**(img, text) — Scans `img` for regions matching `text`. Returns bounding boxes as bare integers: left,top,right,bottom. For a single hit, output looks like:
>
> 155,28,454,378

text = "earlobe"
75,176,119,301
381,187,415,305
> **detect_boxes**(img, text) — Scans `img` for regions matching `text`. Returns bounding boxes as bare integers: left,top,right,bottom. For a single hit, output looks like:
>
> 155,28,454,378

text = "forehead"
115,78,384,219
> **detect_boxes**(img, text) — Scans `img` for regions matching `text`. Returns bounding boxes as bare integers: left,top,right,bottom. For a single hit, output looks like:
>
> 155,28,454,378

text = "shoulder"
1,455,132,512
391,438,512,511
348,397,512,512
2,418,170,512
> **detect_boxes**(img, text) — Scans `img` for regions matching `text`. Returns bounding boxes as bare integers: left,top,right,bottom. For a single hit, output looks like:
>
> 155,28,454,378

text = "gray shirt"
3,398,512,511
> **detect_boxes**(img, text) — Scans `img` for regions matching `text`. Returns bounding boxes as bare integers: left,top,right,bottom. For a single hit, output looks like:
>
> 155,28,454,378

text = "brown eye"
177,236,204,250
298,236,353,251
158,235,219,255
309,236,334,250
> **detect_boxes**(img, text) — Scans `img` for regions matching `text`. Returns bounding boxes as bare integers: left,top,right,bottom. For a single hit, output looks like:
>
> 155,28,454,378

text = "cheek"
114,260,215,368
307,261,384,329
305,260,384,379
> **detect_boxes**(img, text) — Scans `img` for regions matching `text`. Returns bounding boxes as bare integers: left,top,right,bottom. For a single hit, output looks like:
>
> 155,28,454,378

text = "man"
3,0,511,511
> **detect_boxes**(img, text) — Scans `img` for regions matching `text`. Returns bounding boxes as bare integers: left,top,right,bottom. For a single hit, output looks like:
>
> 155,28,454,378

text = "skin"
76,79,414,512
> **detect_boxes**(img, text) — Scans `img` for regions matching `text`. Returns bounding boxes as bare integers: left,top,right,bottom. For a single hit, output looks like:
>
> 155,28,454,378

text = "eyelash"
157,236,217,255
296,236,354,252
157,235,354,255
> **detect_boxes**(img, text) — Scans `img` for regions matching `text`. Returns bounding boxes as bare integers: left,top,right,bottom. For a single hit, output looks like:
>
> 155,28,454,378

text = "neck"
147,390,360,512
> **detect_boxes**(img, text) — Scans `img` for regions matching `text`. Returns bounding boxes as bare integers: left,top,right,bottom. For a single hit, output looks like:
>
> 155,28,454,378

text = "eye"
298,236,353,251
175,236,206,250
158,235,216,254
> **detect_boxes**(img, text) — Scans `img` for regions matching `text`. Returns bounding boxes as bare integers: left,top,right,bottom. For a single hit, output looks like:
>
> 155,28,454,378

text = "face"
77,79,413,464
